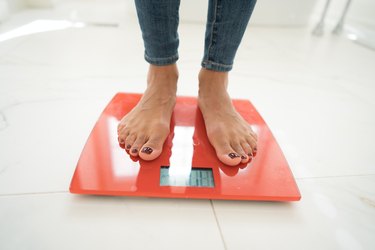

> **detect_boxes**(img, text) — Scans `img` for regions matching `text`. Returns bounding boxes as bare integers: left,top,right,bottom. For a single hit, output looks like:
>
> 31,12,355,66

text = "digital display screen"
160,166,214,187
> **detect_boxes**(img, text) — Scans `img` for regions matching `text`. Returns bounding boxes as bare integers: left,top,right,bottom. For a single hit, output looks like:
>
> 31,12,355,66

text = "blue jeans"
135,0,257,72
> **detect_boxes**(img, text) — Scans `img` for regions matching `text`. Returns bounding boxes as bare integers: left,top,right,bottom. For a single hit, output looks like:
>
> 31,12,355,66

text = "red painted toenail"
131,148,138,153
228,153,240,159
141,147,153,154
126,144,131,149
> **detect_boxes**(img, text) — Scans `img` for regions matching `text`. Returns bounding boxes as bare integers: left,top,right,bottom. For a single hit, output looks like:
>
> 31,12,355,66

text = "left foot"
198,68,258,166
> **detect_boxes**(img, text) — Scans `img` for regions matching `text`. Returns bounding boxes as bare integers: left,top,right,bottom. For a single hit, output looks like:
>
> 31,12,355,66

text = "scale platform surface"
70,93,301,201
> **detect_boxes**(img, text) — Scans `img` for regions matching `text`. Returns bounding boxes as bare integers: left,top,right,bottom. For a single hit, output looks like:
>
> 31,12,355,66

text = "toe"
218,152,242,166
118,138,125,149
118,136,125,146
246,135,257,156
213,141,242,166
249,127,258,140
117,122,125,134
125,134,136,151
232,142,249,164
118,127,128,144
139,135,165,161
241,141,253,161
253,145,258,156
130,135,147,156
118,126,129,145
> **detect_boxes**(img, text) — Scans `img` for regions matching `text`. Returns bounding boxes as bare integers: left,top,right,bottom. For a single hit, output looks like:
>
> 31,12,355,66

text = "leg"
198,0,257,166
117,0,180,161
135,0,180,65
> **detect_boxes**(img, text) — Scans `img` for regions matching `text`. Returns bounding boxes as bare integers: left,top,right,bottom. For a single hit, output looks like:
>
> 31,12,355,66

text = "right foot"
117,64,178,161
198,68,258,166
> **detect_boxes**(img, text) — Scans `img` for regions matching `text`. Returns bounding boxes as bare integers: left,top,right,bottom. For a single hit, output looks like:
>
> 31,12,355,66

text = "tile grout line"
295,173,375,180
210,200,228,250
0,191,68,197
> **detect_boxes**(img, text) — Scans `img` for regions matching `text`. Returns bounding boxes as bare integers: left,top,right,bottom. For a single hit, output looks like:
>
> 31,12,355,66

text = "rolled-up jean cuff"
144,52,179,66
201,60,233,72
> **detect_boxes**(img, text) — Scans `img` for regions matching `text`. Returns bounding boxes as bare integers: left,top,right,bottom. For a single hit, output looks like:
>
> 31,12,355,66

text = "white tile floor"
1,7,375,250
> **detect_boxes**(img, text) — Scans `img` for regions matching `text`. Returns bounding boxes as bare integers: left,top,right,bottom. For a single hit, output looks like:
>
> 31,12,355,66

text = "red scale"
70,93,301,201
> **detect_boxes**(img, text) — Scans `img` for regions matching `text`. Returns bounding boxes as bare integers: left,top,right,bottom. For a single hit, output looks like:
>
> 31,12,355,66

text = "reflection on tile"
213,176,375,250
0,194,224,250
0,99,106,194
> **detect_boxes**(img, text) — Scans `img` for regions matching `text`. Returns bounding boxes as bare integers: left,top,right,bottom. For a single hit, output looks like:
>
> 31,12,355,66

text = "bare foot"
198,68,257,166
117,64,178,161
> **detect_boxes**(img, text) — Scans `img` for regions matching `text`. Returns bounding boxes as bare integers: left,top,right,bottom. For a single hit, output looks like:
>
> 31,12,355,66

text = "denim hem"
201,60,233,72
144,52,179,66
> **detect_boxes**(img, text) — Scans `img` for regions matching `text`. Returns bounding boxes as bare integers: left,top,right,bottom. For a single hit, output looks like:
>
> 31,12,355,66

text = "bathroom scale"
70,93,301,201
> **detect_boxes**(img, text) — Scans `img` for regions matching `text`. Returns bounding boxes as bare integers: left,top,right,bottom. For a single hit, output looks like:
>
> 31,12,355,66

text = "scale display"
160,167,215,187
69,93,301,201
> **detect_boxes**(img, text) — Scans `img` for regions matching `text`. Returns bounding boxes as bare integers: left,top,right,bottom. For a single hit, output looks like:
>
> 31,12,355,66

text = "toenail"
126,144,131,149
228,153,240,159
131,148,138,153
241,155,246,159
247,152,253,157
141,147,153,154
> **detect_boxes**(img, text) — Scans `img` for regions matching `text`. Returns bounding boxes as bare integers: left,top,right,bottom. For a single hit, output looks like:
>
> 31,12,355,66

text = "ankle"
147,64,179,85
198,68,228,98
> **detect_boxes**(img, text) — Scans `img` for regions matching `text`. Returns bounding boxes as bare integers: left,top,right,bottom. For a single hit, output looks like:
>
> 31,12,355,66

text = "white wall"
177,0,318,26
0,0,25,22
317,0,375,29
2,0,375,30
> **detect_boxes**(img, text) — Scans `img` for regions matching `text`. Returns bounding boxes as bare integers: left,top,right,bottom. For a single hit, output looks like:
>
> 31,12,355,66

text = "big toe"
213,142,242,166
139,137,164,161
217,152,242,166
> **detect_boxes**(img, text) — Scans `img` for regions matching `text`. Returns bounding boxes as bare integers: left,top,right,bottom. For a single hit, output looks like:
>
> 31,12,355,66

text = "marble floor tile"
213,175,375,250
0,194,224,250
0,98,107,194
